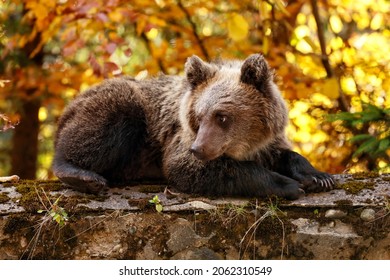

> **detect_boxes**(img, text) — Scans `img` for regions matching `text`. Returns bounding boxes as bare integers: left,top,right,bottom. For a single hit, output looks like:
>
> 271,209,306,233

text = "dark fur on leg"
52,151,107,194
164,147,304,200
274,149,335,192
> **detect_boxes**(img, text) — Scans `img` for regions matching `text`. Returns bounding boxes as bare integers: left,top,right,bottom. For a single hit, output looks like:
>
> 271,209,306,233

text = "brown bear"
52,54,335,200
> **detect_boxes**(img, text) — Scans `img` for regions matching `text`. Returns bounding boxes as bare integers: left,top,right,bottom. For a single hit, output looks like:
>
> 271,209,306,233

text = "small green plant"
37,196,68,227
149,195,163,213
209,203,249,228
22,187,69,259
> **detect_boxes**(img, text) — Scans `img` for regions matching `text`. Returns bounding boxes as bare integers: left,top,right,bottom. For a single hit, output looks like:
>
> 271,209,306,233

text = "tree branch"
140,32,167,74
310,0,332,77
310,0,349,112
177,0,210,61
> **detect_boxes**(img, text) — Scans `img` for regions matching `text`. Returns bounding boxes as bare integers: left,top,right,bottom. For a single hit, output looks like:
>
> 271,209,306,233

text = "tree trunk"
10,98,41,179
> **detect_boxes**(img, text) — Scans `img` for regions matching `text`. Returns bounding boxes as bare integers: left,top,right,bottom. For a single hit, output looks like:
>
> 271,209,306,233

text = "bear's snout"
190,144,207,161
189,120,225,162
189,141,224,162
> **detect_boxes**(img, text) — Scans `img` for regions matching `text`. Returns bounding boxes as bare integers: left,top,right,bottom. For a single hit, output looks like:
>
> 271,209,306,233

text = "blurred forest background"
0,0,389,180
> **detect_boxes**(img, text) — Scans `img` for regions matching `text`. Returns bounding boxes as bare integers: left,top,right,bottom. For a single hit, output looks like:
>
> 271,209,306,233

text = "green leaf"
327,112,356,122
361,111,382,122
37,209,44,213
351,119,365,127
353,137,378,157
53,214,61,223
377,138,390,153
53,197,61,205
350,134,374,143
155,204,163,213
61,210,68,220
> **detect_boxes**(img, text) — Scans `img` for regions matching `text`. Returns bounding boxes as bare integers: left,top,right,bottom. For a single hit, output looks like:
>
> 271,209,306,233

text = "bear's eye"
215,113,231,128
218,115,227,123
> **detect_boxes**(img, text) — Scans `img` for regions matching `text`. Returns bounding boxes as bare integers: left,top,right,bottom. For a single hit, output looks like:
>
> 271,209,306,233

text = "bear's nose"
189,144,205,160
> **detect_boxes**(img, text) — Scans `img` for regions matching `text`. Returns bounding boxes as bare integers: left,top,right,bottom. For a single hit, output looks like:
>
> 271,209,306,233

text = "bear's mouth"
190,149,221,162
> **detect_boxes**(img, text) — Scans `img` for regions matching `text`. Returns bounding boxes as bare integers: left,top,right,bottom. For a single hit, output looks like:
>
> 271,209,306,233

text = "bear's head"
180,54,289,162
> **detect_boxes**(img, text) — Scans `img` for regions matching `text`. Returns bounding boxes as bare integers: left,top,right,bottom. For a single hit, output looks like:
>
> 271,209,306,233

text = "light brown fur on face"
181,56,290,162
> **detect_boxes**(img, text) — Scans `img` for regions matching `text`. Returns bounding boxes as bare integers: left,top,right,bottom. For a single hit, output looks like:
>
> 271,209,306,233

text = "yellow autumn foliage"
0,0,389,177
227,13,249,41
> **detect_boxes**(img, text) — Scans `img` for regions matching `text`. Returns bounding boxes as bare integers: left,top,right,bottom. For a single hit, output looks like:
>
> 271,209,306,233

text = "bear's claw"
312,176,335,189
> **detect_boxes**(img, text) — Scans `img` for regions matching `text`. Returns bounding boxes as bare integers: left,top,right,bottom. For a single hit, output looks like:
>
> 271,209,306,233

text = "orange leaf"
34,3,49,20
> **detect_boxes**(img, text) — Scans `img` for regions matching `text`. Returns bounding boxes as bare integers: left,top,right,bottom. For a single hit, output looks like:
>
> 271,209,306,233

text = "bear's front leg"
274,149,335,193
163,145,304,200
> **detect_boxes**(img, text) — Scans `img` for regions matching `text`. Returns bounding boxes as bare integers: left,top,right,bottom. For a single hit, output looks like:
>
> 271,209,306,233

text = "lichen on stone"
338,181,375,194
351,171,379,180
0,193,10,203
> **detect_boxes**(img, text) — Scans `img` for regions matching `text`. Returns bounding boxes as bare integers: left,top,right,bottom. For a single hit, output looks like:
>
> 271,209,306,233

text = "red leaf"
124,47,132,57
63,39,83,57
96,12,109,23
106,43,117,54
103,62,121,76
89,55,102,76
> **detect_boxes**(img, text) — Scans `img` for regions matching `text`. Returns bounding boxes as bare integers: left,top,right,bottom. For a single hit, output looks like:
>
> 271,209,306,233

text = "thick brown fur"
53,54,335,199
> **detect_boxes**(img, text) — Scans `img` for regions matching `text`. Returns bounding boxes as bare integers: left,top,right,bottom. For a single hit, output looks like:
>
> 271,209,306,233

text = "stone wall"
0,174,389,259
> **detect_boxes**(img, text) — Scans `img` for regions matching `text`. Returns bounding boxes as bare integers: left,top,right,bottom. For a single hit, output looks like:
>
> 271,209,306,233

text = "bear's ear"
240,54,273,94
185,55,216,88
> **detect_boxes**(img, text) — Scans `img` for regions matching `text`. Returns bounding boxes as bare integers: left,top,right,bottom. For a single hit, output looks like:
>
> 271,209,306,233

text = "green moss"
0,193,10,203
3,214,32,235
364,198,373,204
14,180,65,212
128,198,151,210
333,199,353,206
74,197,92,204
15,180,63,194
19,190,41,212
88,194,109,202
338,181,375,194
15,181,36,195
352,171,379,180
139,185,166,193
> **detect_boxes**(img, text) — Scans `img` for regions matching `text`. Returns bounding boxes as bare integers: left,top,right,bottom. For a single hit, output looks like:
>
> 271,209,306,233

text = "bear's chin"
224,147,253,161
191,151,223,163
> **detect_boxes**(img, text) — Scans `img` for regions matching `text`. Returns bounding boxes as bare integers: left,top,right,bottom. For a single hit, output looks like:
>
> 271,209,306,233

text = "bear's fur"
52,54,335,200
